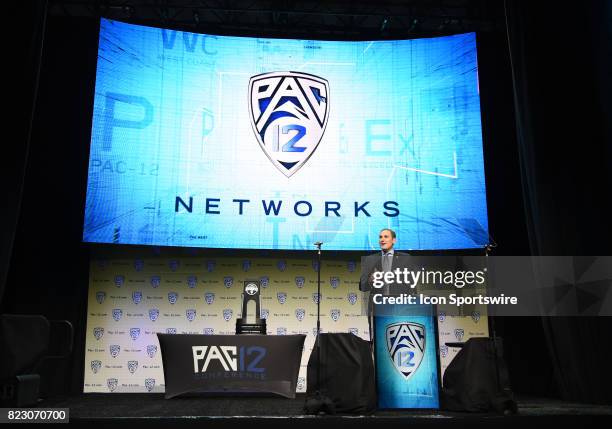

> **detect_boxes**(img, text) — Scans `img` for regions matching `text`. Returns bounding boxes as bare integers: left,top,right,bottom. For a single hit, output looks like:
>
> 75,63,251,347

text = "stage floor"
35,394,612,427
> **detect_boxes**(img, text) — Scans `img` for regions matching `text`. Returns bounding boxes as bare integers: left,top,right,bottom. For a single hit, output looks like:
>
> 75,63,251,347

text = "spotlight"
380,17,389,32
408,18,419,32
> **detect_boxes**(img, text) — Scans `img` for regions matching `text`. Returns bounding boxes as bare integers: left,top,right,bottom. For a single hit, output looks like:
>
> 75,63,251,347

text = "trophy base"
235,319,267,335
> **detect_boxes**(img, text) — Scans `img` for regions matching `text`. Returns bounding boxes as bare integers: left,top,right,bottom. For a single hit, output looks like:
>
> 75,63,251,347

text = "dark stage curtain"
0,1,49,306
504,0,612,404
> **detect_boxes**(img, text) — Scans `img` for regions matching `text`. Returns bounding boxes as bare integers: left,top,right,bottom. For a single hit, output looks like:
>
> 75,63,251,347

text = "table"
157,334,305,399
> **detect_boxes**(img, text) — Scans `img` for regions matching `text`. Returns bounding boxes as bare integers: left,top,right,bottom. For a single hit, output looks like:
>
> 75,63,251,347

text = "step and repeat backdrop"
84,246,489,393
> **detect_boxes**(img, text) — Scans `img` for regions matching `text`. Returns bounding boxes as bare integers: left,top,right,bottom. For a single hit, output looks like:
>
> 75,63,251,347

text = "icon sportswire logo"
249,71,329,177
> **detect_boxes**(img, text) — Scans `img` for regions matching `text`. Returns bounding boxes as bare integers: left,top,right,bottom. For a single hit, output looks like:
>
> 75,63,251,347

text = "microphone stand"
315,242,322,400
305,242,334,414
484,245,501,390
484,244,516,413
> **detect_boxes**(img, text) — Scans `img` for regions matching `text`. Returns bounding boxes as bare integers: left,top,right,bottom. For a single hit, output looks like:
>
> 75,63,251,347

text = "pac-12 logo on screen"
386,322,425,380
249,71,329,177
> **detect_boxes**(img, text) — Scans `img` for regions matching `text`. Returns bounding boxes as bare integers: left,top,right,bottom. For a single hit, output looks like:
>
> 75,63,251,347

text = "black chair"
441,337,517,414
0,314,73,406
305,333,376,414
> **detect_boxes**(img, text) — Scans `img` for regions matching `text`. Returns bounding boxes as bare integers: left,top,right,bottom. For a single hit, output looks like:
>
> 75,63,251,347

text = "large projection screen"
83,19,488,250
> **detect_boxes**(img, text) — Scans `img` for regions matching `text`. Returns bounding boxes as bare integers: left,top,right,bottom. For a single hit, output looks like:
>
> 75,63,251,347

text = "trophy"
235,280,267,334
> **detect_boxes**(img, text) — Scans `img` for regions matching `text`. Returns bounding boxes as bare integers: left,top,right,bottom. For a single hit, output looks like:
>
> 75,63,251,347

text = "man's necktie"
382,253,392,272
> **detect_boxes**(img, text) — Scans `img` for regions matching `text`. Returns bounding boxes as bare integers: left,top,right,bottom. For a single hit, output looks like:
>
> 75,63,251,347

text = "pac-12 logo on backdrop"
260,276,269,288
146,345,157,358
96,291,106,304
454,328,465,342
127,360,139,374
312,293,321,304
150,276,161,288
132,291,143,304
440,345,449,358
91,360,102,374
145,378,155,392
347,292,358,305
386,322,425,380
248,71,329,177
168,292,178,304
107,378,118,392
109,344,120,358
187,276,197,289
129,328,140,341
93,327,104,340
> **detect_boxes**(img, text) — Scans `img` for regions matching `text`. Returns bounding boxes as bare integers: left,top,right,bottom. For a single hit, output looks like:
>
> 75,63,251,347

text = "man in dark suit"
359,228,413,341
359,228,412,296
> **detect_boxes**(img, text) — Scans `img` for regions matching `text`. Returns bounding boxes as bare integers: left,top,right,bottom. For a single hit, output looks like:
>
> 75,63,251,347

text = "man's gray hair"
379,228,396,239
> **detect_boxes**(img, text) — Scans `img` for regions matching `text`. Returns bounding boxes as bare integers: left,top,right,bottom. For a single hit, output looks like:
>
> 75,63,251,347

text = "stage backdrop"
84,246,488,393
83,19,488,251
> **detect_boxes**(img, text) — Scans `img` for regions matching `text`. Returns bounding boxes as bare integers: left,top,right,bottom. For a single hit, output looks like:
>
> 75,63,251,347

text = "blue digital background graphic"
83,18,489,250
375,305,440,409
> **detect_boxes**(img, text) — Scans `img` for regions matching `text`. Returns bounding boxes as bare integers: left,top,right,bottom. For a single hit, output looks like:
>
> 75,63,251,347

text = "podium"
374,302,440,409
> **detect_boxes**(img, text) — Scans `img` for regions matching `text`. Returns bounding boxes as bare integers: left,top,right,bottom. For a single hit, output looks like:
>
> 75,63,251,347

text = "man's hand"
368,269,381,286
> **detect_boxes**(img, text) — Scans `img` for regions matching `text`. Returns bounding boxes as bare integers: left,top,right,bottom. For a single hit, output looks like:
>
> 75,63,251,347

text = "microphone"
313,241,323,246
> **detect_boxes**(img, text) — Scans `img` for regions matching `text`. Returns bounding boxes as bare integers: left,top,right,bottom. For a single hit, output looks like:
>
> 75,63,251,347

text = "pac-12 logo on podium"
248,71,329,177
386,322,425,380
